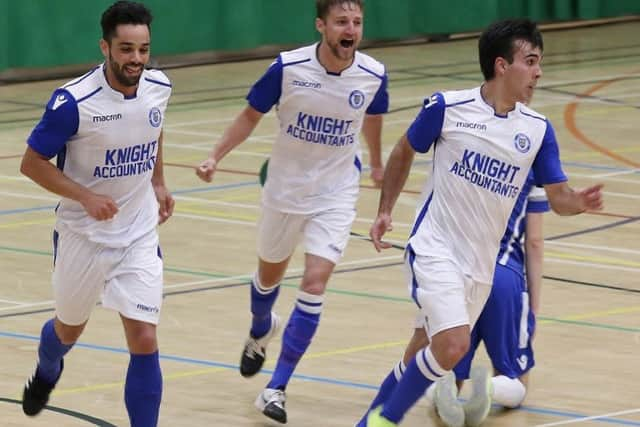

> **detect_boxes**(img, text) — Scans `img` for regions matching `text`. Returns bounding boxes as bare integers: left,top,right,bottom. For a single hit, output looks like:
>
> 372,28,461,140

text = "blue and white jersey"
496,172,550,275
406,86,566,285
247,43,389,214
27,64,172,247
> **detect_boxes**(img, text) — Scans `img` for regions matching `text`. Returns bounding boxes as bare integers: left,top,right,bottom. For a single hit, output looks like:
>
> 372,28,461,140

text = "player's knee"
125,325,158,354
55,319,86,344
492,375,527,408
299,280,326,296
431,333,469,369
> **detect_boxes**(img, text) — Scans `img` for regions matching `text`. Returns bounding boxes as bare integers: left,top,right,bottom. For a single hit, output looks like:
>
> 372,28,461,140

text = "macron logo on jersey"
449,149,522,198
292,80,321,89
92,113,123,123
52,94,68,111
456,121,487,131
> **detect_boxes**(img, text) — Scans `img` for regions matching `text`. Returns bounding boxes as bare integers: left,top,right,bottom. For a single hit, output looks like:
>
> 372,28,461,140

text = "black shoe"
22,359,64,416
239,313,280,377
255,388,287,424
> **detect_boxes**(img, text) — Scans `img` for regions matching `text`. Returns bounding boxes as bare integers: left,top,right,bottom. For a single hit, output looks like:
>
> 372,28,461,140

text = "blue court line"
2,330,639,426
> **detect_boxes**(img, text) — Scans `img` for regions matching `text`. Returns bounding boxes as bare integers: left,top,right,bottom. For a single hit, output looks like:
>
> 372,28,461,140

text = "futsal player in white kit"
360,19,603,427
431,172,550,427
20,2,173,426
196,0,388,423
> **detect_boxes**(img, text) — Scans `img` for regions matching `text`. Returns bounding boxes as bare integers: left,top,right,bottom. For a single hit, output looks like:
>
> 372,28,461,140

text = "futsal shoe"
22,359,64,416
463,365,492,427
240,312,281,377
255,387,287,423
365,406,397,427
434,372,465,427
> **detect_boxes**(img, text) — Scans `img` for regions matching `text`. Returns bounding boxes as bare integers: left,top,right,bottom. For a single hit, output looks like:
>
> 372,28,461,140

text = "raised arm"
361,113,384,187
196,105,264,182
543,182,603,215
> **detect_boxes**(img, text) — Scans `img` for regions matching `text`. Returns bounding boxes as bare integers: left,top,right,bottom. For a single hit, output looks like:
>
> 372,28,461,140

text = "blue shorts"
453,264,536,380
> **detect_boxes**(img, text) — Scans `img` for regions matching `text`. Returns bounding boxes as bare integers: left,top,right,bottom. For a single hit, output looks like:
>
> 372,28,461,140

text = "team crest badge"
349,90,365,109
148,107,162,128
514,133,531,153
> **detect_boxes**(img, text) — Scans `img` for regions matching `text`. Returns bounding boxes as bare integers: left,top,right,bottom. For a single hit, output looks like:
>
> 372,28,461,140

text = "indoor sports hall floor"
0,20,638,426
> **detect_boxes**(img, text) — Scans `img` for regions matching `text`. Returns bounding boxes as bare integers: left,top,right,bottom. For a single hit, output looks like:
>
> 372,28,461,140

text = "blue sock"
125,351,162,427
267,291,323,390
356,360,405,427
36,319,73,384
250,275,280,339
380,347,446,424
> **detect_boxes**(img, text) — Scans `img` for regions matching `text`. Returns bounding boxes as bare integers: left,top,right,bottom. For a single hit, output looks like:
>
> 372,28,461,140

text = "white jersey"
406,87,566,284
247,43,389,214
496,171,550,275
27,64,172,247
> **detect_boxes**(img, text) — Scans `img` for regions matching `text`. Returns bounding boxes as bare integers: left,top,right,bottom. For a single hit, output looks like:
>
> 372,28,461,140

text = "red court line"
563,72,640,168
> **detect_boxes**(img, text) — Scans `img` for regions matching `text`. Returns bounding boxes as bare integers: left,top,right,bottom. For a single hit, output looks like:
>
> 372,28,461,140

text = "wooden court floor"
0,21,639,427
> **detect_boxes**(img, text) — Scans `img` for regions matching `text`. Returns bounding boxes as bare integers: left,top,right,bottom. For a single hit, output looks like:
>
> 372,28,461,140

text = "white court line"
164,128,221,137
603,191,640,200
164,117,236,128
163,142,270,157
0,174,30,182
164,253,403,292
0,252,403,311
175,195,415,227
546,258,640,273
534,408,640,426
173,212,254,226
568,172,640,185
0,190,58,202
0,298,27,305
545,241,640,256
174,195,258,209
0,300,55,312
593,169,640,179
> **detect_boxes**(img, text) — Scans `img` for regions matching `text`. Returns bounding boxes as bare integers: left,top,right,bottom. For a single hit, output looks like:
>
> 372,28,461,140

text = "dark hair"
101,1,153,42
316,0,364,20
478,19,543,81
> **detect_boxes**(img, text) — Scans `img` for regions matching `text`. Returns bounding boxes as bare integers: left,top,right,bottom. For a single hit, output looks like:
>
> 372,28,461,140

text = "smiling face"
316,1,363,64
501,40,543,104
100,24,150,94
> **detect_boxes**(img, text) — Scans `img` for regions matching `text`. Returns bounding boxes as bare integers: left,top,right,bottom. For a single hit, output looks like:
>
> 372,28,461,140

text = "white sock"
425,382,436,403
491,375,526,408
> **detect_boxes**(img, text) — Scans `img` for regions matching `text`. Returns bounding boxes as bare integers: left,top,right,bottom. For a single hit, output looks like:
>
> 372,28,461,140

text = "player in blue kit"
431,173,549,427
196,0,388,423
20,2,173,426
359,19,603,427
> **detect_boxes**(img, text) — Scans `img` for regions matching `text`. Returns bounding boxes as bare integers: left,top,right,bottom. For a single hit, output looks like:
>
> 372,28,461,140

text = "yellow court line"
545,250,640,268
53,367,230,396
540,305,640,322
277,340,408,362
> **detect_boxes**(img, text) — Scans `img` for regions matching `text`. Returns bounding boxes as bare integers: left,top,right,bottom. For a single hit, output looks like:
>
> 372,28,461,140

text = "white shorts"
406,251,492,338
52,227,163,325
257,206,356,264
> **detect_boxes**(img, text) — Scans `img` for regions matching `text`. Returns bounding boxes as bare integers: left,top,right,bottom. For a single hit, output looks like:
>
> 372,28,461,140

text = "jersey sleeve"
531,120,568,186
27,89,79,159
366,72,389,115
406,92,445,153
526,185,550,213
246,56,283,114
